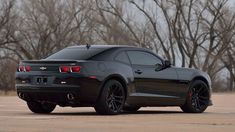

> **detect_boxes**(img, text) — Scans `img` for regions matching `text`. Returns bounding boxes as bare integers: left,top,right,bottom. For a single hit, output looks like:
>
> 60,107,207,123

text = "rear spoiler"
21,59,85,64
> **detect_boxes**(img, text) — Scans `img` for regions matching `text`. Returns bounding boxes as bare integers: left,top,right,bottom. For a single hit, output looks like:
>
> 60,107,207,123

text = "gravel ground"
0,93,235,132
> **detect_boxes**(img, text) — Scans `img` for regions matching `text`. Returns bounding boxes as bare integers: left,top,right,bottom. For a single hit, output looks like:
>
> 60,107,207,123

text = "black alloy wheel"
95,80,125,115
181,80,210,113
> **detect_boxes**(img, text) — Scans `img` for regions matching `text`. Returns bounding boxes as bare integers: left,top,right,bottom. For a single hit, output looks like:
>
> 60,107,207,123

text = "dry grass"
0,90,17,96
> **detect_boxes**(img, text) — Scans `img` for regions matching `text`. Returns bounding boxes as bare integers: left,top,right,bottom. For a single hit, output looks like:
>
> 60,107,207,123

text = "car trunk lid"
20,59,84,72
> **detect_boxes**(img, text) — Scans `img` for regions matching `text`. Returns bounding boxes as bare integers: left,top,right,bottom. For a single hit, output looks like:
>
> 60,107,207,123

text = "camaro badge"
39,67,47,70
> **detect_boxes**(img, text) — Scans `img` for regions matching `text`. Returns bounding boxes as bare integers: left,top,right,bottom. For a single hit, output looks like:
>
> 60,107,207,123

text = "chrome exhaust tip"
18,92,25,99
67,93,75,100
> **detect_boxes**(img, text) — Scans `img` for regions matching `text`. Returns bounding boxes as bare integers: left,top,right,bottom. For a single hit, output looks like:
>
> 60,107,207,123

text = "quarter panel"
173,67,212,99
81,61,135,100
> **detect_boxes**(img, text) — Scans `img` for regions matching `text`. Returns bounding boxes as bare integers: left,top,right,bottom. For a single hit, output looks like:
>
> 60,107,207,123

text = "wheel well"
98,75,128,100
192,76,209,88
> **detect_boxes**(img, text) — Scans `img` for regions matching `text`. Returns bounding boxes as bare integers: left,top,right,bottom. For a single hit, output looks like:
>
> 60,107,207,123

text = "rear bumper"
16,84,79,93
16,83,101,106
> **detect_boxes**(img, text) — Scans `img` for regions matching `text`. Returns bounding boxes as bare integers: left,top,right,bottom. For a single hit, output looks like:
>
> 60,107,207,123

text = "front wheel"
27,101,56,114
94,80,126,115
180,80,210,113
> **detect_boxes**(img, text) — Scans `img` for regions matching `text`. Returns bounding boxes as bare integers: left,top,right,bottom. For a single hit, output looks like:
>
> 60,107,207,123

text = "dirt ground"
0,93,235,132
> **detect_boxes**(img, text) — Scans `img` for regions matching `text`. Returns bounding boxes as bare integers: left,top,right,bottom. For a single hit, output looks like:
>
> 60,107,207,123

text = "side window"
127,51,162,66
114,51,130,64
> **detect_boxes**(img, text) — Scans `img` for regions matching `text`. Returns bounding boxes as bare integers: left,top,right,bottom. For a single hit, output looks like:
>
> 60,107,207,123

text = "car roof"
65,44,163,61
67,44,155,57
67,44,152,53
67,44,136,49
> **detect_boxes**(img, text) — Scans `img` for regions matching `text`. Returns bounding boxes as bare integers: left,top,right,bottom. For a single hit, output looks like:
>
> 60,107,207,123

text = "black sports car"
15,45,212,115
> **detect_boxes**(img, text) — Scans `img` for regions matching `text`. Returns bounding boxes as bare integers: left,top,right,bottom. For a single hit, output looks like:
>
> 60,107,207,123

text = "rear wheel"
123,106,141,112
27,101,56,114
94,80,125,115
180,80,210,113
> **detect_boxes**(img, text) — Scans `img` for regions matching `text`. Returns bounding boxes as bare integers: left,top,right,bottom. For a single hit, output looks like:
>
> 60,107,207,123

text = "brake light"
71,66,81,73
18,66,31,72
59,66,81,73
60,66,70,73
25,66,31,72
19,66,25,72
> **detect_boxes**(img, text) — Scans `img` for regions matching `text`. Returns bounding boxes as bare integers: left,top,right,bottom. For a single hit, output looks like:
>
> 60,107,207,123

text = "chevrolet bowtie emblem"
39,67,47,70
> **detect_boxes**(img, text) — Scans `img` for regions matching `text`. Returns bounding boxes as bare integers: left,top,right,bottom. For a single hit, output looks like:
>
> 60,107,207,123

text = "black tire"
94,80,126,115
27,101,56,114
180,80,210,113
123,106,141,112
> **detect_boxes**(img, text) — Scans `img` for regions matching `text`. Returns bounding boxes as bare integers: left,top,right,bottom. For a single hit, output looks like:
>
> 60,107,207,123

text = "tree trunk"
230,71,234,91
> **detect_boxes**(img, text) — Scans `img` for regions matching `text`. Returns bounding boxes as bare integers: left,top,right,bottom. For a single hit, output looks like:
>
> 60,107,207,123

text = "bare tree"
0,0,18,48
13,0,95,59
93,0,146,47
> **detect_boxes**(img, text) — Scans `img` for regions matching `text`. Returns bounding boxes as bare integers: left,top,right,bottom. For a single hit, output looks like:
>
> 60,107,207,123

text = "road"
0,93,235,132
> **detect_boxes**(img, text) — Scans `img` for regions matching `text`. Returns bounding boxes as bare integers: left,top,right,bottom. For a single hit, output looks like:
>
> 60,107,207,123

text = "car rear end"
15,46,109,107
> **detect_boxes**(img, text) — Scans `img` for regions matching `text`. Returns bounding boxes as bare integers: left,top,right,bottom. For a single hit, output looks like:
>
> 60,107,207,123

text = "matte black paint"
15,45,212,108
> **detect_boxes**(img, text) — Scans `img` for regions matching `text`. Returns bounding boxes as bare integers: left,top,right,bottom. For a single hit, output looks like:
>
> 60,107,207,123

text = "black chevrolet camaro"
15,45,212,115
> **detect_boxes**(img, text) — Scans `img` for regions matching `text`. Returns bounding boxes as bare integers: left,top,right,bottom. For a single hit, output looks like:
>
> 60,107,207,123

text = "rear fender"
96,74,128,102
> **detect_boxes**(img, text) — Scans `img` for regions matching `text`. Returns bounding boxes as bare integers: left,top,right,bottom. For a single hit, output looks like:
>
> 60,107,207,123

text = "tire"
94,80,126,115
180,80,210,113
123,106,141,112
27,101,56,114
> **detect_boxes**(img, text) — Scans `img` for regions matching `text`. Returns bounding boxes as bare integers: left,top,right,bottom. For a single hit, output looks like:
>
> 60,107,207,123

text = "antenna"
86,43,91,49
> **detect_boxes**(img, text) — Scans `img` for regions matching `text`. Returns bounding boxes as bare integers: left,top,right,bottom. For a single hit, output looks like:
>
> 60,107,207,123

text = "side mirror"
164,60,171,68
155,63,163,71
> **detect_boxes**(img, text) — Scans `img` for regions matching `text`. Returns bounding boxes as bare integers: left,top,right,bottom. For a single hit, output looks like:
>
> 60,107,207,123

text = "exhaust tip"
67,93,75,100
18,92,25,99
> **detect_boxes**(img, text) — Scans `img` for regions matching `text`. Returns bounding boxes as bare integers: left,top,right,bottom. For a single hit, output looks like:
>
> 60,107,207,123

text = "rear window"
46,48,107,60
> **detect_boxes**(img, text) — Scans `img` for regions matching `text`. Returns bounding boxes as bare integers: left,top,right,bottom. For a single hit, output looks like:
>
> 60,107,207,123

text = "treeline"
0,0,234,91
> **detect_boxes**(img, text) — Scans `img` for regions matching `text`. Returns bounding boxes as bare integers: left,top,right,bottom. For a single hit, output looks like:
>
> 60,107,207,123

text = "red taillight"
25,66,31,72
19,66,25,72
59,66,81,73
60,66,70,73
71,66,81,73
19,66,31,72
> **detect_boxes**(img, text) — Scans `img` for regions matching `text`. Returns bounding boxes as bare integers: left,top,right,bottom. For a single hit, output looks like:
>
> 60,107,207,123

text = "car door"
126,50,181,105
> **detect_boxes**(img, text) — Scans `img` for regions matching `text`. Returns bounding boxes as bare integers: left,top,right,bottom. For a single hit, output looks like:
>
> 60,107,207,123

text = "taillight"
25,66,31,72
59,66,70,73
18,66,31,72
71,66,81,73
19,66,25,72
59,66,81,73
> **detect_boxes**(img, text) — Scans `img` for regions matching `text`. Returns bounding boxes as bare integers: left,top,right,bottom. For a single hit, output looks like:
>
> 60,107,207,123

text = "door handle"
135,70,142,74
